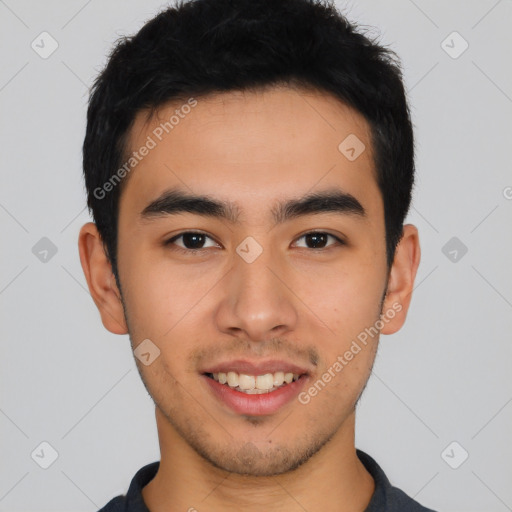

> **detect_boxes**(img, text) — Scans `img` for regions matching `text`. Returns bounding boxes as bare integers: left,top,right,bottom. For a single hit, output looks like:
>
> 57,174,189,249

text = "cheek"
119,246,206,327
294,262,384,389
297,344,378,426
295,259,384,330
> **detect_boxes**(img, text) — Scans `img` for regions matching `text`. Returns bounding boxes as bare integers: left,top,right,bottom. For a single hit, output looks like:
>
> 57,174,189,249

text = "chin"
193,433,332,477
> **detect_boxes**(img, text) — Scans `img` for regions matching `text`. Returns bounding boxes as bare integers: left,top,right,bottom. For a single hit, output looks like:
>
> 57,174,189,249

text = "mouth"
200,361,310,416
203,370,302,394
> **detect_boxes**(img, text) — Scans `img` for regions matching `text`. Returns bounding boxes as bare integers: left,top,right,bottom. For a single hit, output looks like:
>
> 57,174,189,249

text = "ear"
78,222,128,335
380,224,421,335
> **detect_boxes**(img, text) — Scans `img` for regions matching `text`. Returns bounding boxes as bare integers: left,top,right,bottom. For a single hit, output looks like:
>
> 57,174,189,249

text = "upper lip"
201,359,310,376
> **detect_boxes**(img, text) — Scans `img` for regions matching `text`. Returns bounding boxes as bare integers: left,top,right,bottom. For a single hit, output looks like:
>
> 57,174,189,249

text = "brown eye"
294,232,344,250
164,231,220,251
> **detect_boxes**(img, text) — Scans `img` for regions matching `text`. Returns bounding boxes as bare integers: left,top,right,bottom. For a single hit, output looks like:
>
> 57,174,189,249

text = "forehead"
119,86,381,222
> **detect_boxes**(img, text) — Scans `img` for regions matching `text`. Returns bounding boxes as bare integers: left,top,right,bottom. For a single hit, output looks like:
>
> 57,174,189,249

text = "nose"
214,242,299,343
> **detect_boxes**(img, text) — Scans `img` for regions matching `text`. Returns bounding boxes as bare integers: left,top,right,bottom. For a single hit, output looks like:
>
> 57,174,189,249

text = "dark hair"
83,0,415,284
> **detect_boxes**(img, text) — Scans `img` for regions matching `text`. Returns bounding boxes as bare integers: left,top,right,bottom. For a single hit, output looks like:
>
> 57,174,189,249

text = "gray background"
1,1,511,511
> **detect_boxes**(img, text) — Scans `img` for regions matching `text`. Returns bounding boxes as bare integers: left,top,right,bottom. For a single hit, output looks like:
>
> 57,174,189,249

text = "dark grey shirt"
98,449,437,511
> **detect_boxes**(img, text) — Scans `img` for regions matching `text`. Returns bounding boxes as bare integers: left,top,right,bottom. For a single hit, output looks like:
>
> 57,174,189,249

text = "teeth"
256,373,274,390
273,371,284,387
227,371,239,388
210,371,301,393
243,388,272,394
238,374,256,390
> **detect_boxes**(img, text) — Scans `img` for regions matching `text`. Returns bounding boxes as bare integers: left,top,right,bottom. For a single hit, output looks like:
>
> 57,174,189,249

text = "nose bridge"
215,237,298,340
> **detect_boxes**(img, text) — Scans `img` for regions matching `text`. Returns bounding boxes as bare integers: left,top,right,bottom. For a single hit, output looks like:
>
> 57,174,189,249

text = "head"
79,0,420,477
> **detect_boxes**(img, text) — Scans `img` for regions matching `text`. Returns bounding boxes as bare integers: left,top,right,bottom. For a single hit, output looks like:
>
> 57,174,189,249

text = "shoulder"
385,486,438,512
96,461,160,512
97,496,125,512
357,449,438,512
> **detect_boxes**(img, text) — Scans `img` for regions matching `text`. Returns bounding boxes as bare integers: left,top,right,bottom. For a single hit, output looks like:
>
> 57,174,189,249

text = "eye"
164,231,220,252
293,231,345,250
164,230,345,253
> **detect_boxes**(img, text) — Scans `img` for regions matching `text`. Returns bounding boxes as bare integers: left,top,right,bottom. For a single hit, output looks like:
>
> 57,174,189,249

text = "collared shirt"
98,449,437,511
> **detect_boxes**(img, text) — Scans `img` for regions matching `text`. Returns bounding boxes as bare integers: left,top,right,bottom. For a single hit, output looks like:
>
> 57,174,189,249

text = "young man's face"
79,86,419,477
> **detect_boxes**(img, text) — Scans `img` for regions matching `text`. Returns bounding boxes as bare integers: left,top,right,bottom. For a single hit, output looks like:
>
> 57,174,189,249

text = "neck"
142,408,375,512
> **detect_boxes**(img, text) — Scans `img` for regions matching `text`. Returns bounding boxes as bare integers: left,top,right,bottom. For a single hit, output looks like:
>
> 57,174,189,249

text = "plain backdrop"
1,1,511,511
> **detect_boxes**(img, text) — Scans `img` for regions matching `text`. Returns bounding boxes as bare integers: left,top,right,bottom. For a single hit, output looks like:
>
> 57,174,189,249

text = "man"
78,0,435,510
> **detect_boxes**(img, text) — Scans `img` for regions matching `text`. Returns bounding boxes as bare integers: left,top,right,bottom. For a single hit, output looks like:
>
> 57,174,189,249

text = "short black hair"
83,0,415,284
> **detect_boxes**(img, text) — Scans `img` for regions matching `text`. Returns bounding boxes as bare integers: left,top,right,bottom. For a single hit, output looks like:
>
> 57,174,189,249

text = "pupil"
180,233,328,250
306,233,327,248
183,233,204,249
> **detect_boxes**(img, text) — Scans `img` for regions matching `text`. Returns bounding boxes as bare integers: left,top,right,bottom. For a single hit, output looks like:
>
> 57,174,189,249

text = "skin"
79,85,420,512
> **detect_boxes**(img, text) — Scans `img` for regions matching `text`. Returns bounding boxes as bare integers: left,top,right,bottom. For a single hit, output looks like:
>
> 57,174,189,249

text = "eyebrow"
140,186,366,225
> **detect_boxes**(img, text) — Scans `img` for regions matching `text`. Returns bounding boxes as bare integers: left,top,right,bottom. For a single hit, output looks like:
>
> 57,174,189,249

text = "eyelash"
163,230,345,254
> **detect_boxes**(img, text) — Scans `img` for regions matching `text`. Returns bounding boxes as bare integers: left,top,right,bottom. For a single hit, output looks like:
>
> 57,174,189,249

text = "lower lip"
202,374,309,416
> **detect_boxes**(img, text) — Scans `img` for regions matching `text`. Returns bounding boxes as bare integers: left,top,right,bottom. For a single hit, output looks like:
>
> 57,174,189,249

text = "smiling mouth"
204,371,303,394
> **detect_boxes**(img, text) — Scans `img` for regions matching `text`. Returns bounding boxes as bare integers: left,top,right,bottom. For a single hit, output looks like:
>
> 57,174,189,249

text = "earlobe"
380,224,421,335
78,222,128,335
